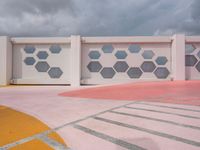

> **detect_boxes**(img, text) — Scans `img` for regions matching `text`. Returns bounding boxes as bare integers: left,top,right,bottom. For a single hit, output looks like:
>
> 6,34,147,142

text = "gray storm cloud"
0,0,199,37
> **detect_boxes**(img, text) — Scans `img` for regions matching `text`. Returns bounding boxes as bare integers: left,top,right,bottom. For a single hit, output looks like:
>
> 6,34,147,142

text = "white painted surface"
1,35,200,85
70,35,81,87
12,43,71,84
185,43,200,80
81,43,171,84
172,34,185,80
0,36,12,85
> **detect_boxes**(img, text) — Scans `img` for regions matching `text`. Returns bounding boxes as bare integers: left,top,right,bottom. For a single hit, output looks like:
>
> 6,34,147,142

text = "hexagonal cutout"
24,57,36,65
155,56,168,65
142,50,155,59
154,67,170,79
87,61,102,72
35,61,50,72
128,44,141,53
113,61,129,72
115,51,127,59
127,67,143,78
195,62,200,72
49,45,62,53
185,55,198,67
88,51,101,59
102,44,114,53
100,67,116,78
37,51,49,59
197,51,200,59
24,45,36,54
141,61,156,72
48,67,63,78
185,44,196,54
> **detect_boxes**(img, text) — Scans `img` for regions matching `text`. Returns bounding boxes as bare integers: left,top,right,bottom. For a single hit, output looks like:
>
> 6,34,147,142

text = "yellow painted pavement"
0,105,66,149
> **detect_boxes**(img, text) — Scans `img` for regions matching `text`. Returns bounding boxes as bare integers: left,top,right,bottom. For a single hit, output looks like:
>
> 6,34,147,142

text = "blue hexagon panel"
87,61,102,72
141,61,156,72
115,51,127,59
88,51,101,59
185,44,196,54
48,67,63,78
127,67,143,78
154,67,170,79
24,57,36,65
24,45,36,54
197,51,200,59
155,56,168,65
100,67,116,78
185,55,198,67
49,45,62,53
35,61,50,72
195,62,200,72
37,51,49,59
128,44,141,53
142,50,155,59
102,44,114,53
113,61,129,72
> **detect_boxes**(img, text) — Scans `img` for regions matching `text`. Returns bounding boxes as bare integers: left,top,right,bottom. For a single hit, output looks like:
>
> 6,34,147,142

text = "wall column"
0,36,12,85
70,35,81,87
171,34,185,80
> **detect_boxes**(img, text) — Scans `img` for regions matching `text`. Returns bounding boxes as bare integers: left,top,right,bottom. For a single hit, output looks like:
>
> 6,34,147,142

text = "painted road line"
110,110,200,131
127,104,200,117
124,106,200,119
94,117,200,147
138,101,200,111
136,102,200,113
77,118,200,150
37,135,69,150
99,112,200,142
0,132,43,150
58,126,128,150
53,101,137,131
0,101,136,149
119,107,200,127
73,124,146,150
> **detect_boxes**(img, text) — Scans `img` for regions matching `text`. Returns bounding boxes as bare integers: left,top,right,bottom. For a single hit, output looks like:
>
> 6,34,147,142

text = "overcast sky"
0,0,199,37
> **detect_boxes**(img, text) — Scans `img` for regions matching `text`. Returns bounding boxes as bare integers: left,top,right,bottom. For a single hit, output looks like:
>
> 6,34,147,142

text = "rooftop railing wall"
0,35,200,86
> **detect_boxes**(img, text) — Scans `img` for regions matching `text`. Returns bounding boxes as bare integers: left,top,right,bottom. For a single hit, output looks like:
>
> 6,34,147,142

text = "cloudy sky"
0,0,199,37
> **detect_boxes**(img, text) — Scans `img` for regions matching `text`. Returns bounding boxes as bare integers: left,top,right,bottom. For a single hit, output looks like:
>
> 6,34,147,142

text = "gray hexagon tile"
155,56,168,65
48,67,63,78
185,55,198,67
24,57,36,65
195,62,200,72
88,51,101,59
142,50,155,59
35,61,50,72
141,61,156,72
37,51,49,59
127,67,143,78
154,67,170,79
49,45,62,53
100,67,116,78
115,51,127,59
87,61,102,72
102,44,114,53
128,44,141,53
197,51,200,59
185,44,196,54
113,61,129,72
24,45,36,54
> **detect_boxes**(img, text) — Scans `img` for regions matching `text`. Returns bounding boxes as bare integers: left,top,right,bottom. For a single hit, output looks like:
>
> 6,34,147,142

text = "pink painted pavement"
1,81,200,150
60,80,200,106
